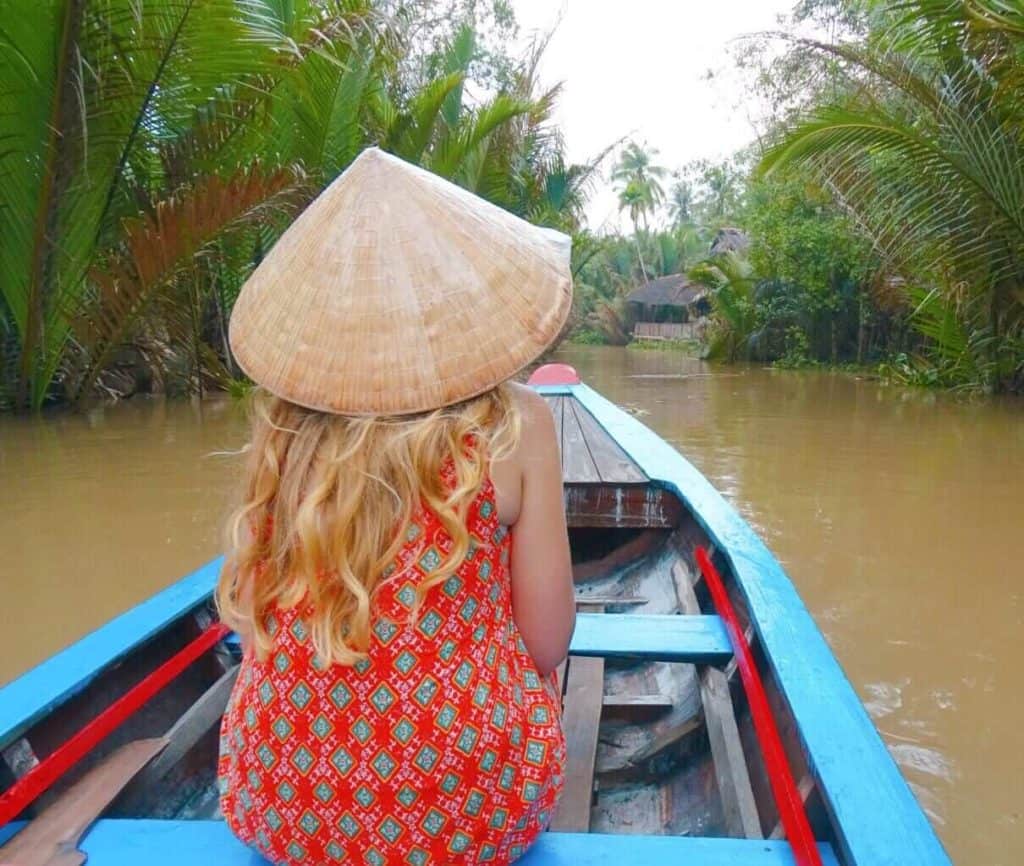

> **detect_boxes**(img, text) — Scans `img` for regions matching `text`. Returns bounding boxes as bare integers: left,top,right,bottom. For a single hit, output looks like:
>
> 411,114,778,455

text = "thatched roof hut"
626,274,705,308
710,227,750,256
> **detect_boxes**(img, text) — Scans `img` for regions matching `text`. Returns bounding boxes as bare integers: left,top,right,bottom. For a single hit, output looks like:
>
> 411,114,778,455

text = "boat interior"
0,391,838,855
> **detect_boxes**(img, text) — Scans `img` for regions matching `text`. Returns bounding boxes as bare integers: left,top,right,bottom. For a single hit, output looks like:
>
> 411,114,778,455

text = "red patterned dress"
218,476,566,865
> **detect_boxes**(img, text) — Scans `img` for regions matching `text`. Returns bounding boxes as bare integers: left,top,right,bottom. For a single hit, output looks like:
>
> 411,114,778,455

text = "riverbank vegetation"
578,0,1024,394
0,0,597,410
3,0,1022,410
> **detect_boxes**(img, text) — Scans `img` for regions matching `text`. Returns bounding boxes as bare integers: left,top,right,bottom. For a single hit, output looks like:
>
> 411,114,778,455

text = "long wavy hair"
216,384,520,667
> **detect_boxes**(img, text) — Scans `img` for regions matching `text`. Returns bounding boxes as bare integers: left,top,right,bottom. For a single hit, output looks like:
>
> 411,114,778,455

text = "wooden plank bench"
0,819,841,865
570,613,731,664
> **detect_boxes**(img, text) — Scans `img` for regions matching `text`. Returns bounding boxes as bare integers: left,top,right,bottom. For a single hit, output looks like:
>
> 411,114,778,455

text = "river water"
1,345,1021,863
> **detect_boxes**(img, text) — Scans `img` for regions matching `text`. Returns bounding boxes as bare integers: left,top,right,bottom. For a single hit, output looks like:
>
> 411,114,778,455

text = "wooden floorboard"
551,601,605,833
543,395,566,467
572,401,648,484
561,400,601,483
672,561,762,839
550,654,604,832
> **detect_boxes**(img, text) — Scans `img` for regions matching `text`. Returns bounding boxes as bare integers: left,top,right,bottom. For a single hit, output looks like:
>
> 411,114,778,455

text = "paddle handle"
0,622,228,826
695,547,823,866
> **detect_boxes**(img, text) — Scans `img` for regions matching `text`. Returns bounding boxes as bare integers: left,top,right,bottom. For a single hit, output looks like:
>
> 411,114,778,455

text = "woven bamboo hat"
229,147,573,415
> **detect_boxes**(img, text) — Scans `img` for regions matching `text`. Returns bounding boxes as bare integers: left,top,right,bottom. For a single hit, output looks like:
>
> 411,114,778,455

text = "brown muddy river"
1,345,1021,863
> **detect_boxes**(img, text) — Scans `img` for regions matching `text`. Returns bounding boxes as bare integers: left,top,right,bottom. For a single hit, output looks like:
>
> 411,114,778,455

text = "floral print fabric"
218,478,566,865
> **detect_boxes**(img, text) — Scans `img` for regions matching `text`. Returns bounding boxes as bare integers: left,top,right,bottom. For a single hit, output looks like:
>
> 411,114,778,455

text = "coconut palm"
612,142,667,280
690,252,759,362
612,142,667,229
668,178,694,226
759,0,1024,391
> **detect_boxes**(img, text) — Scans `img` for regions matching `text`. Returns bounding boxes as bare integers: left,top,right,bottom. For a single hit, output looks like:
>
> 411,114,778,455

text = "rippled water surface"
1,345,1022,864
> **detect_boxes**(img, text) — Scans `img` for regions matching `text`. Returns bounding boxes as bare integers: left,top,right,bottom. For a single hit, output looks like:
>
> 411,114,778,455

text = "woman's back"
219,465,565,864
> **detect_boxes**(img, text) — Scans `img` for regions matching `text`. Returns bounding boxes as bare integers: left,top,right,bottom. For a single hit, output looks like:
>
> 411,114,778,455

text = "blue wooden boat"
0,367,951,865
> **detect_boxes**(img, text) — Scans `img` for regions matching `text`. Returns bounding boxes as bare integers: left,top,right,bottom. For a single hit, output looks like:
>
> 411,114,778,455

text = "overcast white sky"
510,0,795,229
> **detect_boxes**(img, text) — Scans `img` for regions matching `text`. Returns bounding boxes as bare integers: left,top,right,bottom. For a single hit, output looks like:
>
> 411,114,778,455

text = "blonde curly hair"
216,384,520,667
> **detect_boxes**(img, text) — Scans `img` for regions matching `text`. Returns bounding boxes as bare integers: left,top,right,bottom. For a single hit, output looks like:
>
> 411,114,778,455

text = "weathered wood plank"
571,401,648,484
551,653,605,832
574,595,647,607
569,613,732,665
601,694,675,723
0,819,842,866
551,601,605,834
564,485,683,529
543,395,565,468
672,560,762,839
561,400,601,483
0,739,167,866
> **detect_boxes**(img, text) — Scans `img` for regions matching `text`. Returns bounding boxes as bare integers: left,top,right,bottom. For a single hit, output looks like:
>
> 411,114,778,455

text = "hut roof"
710,227,750,256
626,274,705,307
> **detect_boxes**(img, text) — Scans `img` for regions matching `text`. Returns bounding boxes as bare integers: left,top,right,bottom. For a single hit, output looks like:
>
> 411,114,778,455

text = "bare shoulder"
505,381,559,468
506,381,554,426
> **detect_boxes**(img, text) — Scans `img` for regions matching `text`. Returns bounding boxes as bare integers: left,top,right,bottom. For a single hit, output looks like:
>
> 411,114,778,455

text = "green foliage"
756,0,1024,393
0,0,595,409
690,253,759,361
567,329,611,345
628,338,699,353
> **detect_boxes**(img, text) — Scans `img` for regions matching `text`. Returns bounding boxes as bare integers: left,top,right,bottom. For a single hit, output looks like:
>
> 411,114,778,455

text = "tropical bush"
757,0,1024,392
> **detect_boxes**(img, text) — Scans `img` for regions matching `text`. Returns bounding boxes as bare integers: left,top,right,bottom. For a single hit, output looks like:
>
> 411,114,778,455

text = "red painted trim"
0,622,228,826
527,363,581,386
695,547,822,866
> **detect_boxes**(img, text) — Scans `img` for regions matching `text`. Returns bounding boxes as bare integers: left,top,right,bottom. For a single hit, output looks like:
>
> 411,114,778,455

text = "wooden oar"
695,547,823,866
0,738,167,866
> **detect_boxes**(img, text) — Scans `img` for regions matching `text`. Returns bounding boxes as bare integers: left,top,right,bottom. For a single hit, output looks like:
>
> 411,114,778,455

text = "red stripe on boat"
0,622,229,826
695,547,823,866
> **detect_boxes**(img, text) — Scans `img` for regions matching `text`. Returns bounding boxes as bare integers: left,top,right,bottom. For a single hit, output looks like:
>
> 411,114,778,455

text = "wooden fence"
633,321,702,341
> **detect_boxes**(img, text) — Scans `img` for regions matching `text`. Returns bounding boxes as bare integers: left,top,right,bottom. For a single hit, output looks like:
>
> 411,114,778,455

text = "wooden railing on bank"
633,321,702,341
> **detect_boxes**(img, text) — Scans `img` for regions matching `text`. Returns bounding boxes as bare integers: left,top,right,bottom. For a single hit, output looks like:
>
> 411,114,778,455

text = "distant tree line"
577,0,1024,394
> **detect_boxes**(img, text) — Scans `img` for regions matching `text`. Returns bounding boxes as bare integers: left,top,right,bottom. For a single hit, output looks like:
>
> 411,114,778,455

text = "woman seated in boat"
215,148,576,866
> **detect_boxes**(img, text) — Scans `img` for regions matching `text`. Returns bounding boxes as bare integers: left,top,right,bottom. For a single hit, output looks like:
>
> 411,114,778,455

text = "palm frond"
70,165,302,402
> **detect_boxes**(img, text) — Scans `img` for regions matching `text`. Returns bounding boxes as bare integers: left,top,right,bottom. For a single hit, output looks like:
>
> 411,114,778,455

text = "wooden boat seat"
0,819,840,865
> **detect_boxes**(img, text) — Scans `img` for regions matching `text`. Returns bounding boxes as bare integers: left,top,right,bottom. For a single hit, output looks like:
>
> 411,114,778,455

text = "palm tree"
612,142,667,279
0,0,363,409
668,177,694,226
690,252,759,361
759,0,1024,391
1,4,581,409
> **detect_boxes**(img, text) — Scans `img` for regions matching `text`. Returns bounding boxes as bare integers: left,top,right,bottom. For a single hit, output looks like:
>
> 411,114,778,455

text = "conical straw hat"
229,147,573,415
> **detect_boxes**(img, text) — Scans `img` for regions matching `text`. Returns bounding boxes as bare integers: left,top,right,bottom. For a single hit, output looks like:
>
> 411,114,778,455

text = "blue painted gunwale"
554,382,951,866
0,820,841,865
0,557,224,749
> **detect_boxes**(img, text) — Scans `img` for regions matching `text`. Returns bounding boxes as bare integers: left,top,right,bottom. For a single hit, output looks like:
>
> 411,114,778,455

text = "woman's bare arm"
504,385,575,676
